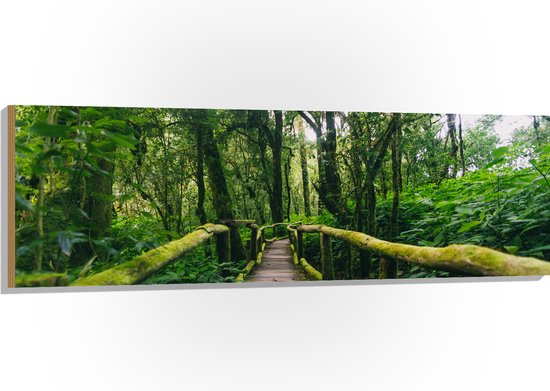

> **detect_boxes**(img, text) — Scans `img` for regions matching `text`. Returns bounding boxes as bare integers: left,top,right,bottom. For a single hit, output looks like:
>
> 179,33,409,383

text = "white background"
1,1,550,390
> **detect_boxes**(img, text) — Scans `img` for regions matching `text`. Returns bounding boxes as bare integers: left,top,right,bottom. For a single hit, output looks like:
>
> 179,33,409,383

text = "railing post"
297,230,304,259
216,230,231,264
249,225,258,261
320,232,335,280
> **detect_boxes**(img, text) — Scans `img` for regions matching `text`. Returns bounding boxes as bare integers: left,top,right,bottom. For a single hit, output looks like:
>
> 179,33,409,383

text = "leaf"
16,193,34,211
456,206,475,215
527,245,550,252
56,231,87,257
105,132,137,149
503,246,519,255
492,146,509,160
457,220,482,233
485,158,505,169
57,231,73,257
29,123,72,138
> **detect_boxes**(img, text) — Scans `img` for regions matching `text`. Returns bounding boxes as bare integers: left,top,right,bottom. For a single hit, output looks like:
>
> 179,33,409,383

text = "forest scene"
13,105,550,287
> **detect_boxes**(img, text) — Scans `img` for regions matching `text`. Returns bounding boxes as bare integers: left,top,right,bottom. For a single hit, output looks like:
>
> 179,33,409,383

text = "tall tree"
271,110,284,222
202,111,247,261
380,114,402,279
194,116,207,225
458,114,465,175
296,117,311,216
298,111,346,222
442,114,459,179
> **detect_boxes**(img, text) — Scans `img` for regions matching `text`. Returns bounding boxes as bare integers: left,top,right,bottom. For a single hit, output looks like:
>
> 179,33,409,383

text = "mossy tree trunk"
271,110,284,223
380,114,402,279
443,113,459,179
194,122,207,225
361,113,400,278
202,113,247,261
297,117,311,217
320,232,335,280
298,111,346,221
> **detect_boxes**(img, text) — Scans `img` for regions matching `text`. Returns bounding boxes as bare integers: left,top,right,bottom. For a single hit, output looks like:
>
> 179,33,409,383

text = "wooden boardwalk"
246,239,304,282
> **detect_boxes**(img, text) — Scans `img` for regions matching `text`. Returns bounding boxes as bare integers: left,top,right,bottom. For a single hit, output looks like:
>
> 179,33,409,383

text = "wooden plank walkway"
246,239,304,282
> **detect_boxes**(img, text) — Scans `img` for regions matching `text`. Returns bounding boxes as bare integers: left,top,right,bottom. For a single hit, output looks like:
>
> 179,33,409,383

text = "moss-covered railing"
287,224,323,280
15,220,261,287
17,220,550,287
288,223,550,279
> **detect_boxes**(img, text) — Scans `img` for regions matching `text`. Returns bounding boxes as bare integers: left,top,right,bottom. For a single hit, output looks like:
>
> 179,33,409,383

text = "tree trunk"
533,115,541,145
202,115,247,261
298,111,345,221
458,114,465,175
380,115,402,279
444,114,459,178
297,119,311,217
324,111,346,222
271,110,284,222
195,126,207,225
284,153,292,221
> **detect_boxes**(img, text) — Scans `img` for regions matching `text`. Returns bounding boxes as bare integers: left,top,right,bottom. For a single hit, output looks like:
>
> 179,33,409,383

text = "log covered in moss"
236,250,263,281
299,258,322,281
72,224,230,286
298,224,550,277
16,273,70,287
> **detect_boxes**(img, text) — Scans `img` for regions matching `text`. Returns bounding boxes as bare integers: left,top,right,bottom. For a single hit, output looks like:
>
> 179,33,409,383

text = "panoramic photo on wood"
8,105,550,288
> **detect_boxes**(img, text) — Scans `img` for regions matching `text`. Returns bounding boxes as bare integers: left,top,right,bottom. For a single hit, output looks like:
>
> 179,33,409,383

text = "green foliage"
380,145,550,267
14,105,549,284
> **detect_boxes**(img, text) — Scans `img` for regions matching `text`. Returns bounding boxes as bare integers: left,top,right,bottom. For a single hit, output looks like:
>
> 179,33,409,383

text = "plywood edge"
7,105,15,288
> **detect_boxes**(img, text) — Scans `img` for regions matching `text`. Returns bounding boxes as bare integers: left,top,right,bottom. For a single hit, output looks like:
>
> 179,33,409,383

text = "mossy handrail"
17,220,550,287
71,221,266,286
288,223,550,279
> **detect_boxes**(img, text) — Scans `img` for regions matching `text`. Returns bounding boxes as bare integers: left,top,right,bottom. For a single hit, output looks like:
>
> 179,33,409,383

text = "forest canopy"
14,106,550,285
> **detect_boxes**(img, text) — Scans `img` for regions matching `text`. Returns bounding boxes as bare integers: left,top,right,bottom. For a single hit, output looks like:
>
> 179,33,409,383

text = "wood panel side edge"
7,105,15,288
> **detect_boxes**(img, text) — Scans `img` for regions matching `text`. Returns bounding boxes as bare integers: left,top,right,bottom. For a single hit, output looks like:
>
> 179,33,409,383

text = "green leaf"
492,146,509,160
503,245,519,255
485,158,505,169
105,132,137,149
456,206,475,215
29,123,72,138
57,231,73,257
16,193,34,211
457,220,482,233
527,244,550,252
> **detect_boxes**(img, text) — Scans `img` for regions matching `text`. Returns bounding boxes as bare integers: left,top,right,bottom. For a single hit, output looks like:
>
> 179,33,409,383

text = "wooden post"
359,250,371,279
320,233,335,280
297,230,304,259
249,226,258,261
216,230,231,263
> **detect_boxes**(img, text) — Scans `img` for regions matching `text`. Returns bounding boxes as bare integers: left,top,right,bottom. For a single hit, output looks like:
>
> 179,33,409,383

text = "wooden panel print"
4,105,550,289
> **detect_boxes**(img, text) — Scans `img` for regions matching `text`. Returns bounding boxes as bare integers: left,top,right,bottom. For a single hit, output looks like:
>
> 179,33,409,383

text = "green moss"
236,259,257,282
289,243,299,265
297,224,550,277
72,225,230,286
16,273,69,287
299,258,322,280
256,251,263,266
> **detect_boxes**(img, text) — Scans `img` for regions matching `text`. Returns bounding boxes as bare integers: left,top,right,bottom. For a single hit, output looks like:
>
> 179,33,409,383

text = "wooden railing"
287,223,550,279
71,220,291,286
16,220,550,287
